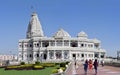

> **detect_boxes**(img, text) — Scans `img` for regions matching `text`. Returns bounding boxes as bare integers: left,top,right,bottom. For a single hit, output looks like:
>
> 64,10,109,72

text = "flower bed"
5,63,55,70
33,65,44,70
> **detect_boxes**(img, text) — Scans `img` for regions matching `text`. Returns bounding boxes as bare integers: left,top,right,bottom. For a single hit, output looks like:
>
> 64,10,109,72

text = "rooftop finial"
30,5,36,13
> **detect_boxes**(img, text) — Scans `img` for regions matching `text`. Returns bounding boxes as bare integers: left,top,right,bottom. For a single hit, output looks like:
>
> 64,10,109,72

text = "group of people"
84,59,98,75
74,59,104,75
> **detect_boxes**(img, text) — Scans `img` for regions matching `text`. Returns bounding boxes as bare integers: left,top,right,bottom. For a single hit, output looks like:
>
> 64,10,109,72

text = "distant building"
0,55,14,61
0,55,18,66
117,51,120,60
18,12,106,63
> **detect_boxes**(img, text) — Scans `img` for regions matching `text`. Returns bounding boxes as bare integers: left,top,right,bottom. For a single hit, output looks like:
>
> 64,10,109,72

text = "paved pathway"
70,62,120,75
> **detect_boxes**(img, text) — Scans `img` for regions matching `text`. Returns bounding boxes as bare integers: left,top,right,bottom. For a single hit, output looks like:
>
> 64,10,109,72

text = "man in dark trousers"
93,59,98,75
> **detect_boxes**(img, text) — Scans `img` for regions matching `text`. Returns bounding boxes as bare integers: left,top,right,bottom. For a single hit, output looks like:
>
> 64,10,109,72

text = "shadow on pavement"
74,73,95,75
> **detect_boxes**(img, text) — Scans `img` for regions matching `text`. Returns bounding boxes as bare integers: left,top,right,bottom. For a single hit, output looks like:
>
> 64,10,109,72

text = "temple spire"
26,12,44,39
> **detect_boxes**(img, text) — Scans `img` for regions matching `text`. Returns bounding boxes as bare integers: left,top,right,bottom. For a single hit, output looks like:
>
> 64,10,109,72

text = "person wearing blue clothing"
83,59,88,75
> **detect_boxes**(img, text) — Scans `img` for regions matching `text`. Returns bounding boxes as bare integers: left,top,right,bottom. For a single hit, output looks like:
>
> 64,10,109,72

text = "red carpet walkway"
69,62,120,75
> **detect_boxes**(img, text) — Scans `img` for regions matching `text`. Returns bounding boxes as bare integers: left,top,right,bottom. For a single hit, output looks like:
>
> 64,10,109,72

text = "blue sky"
0,0,120,57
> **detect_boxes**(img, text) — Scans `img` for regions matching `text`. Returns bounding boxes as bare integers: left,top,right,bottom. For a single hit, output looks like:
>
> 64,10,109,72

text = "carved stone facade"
18,12,106,63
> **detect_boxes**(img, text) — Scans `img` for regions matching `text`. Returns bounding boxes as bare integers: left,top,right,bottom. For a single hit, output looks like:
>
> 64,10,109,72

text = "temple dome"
77,31,88,38
53,28,71,38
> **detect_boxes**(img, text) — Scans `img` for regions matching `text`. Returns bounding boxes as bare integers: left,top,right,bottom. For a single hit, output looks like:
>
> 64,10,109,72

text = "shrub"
60,62,66,67
20,62,25,65
5,66,18,70
33,65,44,70
60,67,66,71
40,63,55,67
35,61,40,65
66,61,69,64
55,66,60,69
55,63,60,65
51,69,58,74
5,64,33,70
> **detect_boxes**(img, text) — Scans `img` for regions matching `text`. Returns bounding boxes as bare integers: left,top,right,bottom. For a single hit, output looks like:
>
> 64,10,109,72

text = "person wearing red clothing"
88,59,93,72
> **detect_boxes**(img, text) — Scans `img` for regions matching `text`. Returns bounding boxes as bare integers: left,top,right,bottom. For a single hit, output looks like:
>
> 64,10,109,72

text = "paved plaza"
69,62,120,75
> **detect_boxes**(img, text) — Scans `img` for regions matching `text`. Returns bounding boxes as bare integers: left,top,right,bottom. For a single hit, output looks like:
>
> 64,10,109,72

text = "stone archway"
43,53,47,60
72,54,76,60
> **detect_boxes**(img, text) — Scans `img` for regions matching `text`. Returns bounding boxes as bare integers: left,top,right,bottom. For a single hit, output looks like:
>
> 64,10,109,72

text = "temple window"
81,44,84,47
101,55,104,58
94,44,99,48
89,54,93,57
19,45,22,47
56,40,62,46
42,41,49,47
49,51,54,59
85,44,87,47
30,44,32,47
37,43,39,47
91,44,93,47
71,42,78,47
36,54,39,57
95,54,98,58
51,41,55,46
34,43,37,47
64,40,69,46
81,54,84,57
29,54,32,58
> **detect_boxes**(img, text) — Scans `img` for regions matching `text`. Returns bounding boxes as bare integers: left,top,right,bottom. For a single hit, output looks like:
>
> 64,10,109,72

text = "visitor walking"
93,59,98,75
74,60,79,70
88,59,93,72
101,60,104,67
83,59,88,75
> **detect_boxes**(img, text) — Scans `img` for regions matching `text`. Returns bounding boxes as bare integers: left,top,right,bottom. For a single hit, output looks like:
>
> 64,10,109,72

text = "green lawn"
0,67,56,75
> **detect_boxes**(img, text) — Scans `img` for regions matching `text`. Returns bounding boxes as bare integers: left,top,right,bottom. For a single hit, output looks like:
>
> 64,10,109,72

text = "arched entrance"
72,54,76,60
43,54,47,60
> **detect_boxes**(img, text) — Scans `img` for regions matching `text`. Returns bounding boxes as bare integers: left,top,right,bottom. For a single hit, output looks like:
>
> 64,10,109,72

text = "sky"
0,0,120,57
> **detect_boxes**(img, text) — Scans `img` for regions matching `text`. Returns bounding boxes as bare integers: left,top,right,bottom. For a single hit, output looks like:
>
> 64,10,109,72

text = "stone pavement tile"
71,62,120,75
68,62,120,75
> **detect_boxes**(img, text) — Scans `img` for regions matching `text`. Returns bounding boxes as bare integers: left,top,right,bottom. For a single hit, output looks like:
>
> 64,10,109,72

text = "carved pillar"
47,50,49,60
62,50,64,60
55,40,56,46
62,40,64,46
49,41,51,46
69,40,71,47
41,41,42,47
54,50,56,59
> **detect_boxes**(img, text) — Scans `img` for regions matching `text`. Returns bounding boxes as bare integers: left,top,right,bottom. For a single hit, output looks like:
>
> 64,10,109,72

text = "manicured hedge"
5,63,55,70
33,65,44,70
51,69,58,74
35,61,40,65
60,67,66,71
42,63,55,67
5,64,33,70
60,62,66,67
20,62,25,65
